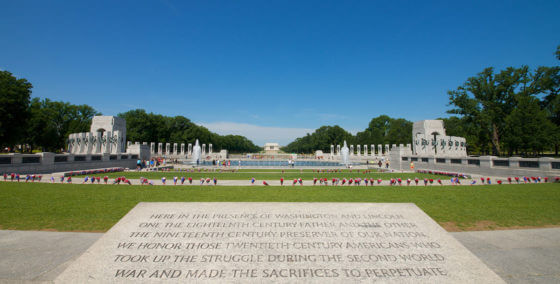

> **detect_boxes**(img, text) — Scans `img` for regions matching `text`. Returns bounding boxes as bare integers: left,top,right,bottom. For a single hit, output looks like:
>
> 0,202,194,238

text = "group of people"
251,177,463,186
212,159,233,167
366,158,391,169
471,176,555,185
3,173,42,182
4,171,558,187
157,176,218,186
136,158,166,169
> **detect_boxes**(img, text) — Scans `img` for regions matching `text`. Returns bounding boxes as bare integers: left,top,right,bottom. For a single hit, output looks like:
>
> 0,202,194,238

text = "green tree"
26,98,99,152
0,71,32,149
503,95,557,155
448,67,530,155
533,64,560,154
355,115,412,146
282,115,413,154
282,125,352,153
118,109,261,153
385,118,412,145
363,115,392,144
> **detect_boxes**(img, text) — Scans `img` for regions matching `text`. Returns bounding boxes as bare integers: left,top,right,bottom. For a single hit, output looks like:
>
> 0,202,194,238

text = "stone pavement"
0,228,558,283
451,228,560,283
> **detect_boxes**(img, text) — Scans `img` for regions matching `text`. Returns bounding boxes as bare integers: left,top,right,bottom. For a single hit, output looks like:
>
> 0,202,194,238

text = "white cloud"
198,121,314,146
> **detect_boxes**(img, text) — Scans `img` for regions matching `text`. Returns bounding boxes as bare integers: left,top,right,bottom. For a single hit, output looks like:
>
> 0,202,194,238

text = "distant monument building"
67,116,127,155
90,116,127,153
264,143,280,154
412,120,466,157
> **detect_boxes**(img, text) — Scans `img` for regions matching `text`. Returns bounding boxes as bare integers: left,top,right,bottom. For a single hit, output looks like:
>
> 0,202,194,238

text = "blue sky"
1,0,559,145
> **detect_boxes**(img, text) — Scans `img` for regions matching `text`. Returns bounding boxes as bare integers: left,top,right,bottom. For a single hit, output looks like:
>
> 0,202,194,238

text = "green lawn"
72,170,447,181
0,182,559,232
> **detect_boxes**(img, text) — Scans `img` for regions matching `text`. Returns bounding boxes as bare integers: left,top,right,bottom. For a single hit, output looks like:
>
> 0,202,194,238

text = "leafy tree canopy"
118,109,261,153
0,71,32,147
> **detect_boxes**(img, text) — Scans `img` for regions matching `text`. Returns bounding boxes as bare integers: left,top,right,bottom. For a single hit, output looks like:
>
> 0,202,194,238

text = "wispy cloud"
198,121,314,146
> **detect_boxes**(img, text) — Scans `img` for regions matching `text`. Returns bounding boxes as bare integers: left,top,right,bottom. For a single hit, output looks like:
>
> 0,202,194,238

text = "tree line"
283,46,560,156
0,71,100,152
0,71,261,153
118,109,261,153
446,46,559,156
281,115,413,153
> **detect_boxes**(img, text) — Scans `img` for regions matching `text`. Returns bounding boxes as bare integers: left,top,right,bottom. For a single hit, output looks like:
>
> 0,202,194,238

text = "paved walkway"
0,228,558,283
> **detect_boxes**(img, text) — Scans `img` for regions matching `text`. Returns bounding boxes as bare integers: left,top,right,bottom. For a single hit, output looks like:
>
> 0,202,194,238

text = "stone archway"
96,128,106,137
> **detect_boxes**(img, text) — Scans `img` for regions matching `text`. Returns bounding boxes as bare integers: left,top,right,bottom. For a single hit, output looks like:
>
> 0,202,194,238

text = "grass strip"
0,182,558,232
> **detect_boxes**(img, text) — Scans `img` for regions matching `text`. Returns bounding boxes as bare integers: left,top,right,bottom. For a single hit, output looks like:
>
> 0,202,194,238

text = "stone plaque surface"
56,203,503,283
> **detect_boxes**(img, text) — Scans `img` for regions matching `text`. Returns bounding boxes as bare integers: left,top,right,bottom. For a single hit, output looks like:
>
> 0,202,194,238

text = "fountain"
192,139,201,165
341,140,350,167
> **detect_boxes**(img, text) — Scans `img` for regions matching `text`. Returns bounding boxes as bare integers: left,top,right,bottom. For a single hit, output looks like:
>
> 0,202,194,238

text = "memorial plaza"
2,2,560,282
1,116,559,283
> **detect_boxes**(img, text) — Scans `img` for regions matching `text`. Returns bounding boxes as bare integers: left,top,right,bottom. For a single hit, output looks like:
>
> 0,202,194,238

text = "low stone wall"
399,155,560,177
0,153,138,174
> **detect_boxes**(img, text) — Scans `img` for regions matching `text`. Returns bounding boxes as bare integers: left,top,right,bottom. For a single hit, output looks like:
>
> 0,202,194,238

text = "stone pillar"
165,143,170,155
38,152,55,166
371,144,375,156
94,132,102,154
337,145,341,156
378,145,382,156
357,145,361,156
67,134,74,153
86,133,94,154
158,143,163,155
363,145,368,156
209,144,213,154
79,132,87,154
458,138,467,157
188,143,192,156
173,143,178,155
74,133,81,154
479,156,495,170
202,144,206,156
538,157,553,171
384,144,389,155
110,131,119,154
103,131,112,154
438,137,447,157
80,133,88,154
127,141,132,149
350,145,354,156
509,157,521,169
74,133,82,154
181,143,185,155
114,132,122,154
67,134,73,153
330,145,334,156
150,143,155,155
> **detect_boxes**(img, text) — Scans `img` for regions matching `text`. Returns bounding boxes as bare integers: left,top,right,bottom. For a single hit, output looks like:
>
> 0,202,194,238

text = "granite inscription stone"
56,202,503,283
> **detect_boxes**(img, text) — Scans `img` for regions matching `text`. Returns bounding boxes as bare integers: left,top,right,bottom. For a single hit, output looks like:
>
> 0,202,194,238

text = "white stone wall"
67,116,127,155
90,116,126,144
